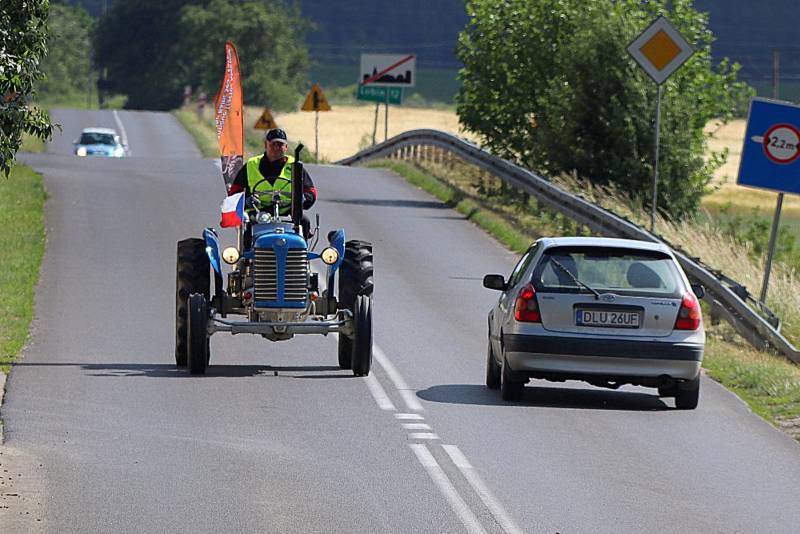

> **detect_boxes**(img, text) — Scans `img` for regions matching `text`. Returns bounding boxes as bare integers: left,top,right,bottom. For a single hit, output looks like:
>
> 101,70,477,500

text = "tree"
93,0,310,111
1,0,54,177
178,0,310,111
456,0,753,216
93,0,201,110
38,2,95,103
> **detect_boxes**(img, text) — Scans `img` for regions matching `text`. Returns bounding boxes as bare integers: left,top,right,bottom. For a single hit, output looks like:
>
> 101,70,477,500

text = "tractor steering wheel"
250,176,292,210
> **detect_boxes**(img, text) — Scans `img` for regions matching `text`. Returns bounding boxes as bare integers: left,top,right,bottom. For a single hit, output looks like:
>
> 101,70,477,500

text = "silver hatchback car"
483,237,705,408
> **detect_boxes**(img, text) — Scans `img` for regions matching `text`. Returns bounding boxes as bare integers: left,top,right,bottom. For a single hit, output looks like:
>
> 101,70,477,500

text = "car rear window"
532,246,683,297
79,133,115,145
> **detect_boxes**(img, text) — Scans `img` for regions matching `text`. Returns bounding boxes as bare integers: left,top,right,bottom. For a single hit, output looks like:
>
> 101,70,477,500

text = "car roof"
81,127,118,135
538,236,672,254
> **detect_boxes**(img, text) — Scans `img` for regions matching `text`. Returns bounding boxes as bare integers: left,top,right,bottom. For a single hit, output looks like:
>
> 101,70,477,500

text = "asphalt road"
3,108,800,533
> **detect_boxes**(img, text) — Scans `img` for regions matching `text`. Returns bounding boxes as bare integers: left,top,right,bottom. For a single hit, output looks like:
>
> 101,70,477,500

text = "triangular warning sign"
253,108,277,130
301,83,331,112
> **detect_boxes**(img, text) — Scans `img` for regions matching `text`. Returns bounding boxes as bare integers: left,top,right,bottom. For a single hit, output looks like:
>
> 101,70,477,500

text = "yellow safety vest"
246,154,294,214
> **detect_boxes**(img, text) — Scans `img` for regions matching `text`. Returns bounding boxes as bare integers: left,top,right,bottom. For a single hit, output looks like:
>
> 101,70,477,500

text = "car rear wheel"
674,376,700,409
658,382,678,397
500,356,525,401
485,340,500,389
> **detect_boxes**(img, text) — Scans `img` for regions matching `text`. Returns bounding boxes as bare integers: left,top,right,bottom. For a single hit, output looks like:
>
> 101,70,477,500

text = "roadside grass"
173,108,219,158
367,158,800,439
173,105,325,163
19,133,46,153
0,165,46,374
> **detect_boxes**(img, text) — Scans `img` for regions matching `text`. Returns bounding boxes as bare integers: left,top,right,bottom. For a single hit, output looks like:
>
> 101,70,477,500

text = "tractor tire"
351,295,373,377
338,240,373,312
338,240,373,372
338,335,353,369
187,293,210,375
176,238,210,367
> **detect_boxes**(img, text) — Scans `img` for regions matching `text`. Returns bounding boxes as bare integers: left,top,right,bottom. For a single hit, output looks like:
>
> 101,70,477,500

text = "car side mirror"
691,284,705,300
483,274,506,291
72,139,78,144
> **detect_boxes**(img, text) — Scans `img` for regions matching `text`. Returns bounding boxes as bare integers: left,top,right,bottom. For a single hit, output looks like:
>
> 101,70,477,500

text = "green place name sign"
356,85,402,104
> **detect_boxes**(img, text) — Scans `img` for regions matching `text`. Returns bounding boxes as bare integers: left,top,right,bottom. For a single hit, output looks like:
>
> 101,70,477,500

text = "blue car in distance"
73,127,128,157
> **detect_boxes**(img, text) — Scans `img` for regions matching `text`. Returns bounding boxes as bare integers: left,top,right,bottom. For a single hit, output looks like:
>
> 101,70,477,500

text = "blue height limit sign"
738,97,800,195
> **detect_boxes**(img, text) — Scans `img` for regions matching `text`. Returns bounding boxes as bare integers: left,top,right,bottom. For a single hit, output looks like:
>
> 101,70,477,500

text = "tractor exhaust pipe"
291,143,304,231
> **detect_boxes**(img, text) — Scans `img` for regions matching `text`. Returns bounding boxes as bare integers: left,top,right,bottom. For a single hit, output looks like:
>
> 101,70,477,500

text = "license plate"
576,309,640,328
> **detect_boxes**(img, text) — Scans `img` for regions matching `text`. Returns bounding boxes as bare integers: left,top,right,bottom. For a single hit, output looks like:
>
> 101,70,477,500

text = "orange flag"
213,41,244,190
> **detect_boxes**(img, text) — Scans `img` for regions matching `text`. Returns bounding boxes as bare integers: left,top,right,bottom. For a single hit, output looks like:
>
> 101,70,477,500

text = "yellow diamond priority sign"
628,16,693,85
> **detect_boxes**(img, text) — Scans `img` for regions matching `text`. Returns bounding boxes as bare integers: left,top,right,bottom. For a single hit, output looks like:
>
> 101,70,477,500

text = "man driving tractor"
229,128,317,237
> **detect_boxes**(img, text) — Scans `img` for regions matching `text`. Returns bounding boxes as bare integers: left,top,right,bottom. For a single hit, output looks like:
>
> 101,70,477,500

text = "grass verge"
173,108,218,158
368,158,800,440
0,165,46,374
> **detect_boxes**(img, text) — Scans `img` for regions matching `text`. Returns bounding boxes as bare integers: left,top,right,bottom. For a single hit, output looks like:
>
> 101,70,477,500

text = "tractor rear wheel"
187,293,210,375
176,238,210,367
338,240,373,311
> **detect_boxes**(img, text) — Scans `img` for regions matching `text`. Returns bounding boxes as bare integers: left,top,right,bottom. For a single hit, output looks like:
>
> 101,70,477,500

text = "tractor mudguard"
326,228,346,293
203,227,222,275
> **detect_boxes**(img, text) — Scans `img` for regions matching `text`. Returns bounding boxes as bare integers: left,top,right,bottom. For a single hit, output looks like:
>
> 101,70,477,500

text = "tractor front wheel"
187,293,210,375
350,294,373,377
176,238,210,367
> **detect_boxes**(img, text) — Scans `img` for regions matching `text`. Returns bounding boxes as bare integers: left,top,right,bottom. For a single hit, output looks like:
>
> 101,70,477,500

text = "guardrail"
337,129,800,364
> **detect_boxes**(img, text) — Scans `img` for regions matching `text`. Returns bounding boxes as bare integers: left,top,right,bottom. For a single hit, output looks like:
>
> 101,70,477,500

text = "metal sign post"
384,90,389,142
737,97,800,302
761,193,784,302
651,84,663,232
627,17,694,232
300,83,331,161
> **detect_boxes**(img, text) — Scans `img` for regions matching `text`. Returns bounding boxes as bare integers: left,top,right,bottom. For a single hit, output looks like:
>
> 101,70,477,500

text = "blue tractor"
175,145,373,375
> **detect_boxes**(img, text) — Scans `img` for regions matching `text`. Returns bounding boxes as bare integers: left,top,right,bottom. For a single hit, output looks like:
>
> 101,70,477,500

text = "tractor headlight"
256,212,272,224
320,247,339,265
76,146,87,157
222,247,240,265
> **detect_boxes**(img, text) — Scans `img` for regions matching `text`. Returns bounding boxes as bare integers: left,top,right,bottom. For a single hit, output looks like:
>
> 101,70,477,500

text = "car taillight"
674,292,701,330
514,284,541,322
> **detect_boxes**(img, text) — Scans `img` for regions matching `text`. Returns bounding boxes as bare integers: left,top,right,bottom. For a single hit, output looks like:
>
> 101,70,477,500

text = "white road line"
409,444,487,534
395,413,424,421
402,423,431,430
442,445,524,534
112,110,129,152
374,345,424,412
408,432,440,440
364,374,396,411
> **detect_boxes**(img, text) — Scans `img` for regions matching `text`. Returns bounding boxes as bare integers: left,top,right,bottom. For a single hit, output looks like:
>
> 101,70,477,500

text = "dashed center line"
364,373,396,411
410,444,488,534
343,335,519,531
408,432,440,440
402,423,432,430
395,413,425,421
374,345,424,411
443,445,525,534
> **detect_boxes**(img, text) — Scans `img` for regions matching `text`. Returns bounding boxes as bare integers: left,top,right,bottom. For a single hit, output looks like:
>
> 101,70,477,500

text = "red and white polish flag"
220,192,245,228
